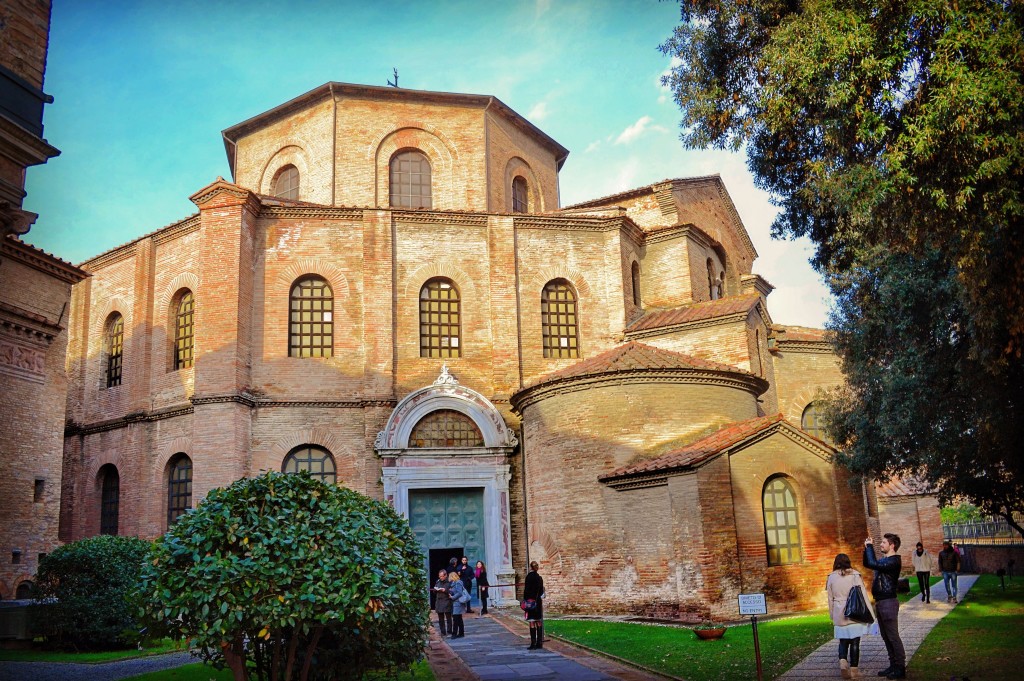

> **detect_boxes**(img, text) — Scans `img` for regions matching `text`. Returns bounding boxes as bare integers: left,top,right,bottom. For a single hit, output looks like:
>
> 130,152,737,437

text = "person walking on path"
865,533,906,679
938,539,961,603
475,560,490,615
458,556,475,613
911,542,933,604
449,571,470,638
827,553,877,679
433,568,453,637
523,560,545,650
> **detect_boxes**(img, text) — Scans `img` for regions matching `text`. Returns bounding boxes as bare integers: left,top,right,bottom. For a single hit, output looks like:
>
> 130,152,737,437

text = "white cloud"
535,0,551,18
614,116,668,145
657,57,683,103
584,140,601,153
527,101,549,121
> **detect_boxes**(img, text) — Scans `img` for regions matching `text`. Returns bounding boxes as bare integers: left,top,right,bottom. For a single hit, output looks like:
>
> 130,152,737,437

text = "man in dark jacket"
938,540,961,603
865,533,906,679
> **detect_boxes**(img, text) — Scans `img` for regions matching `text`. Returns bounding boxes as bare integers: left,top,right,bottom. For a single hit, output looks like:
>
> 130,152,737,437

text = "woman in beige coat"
826,553,878,679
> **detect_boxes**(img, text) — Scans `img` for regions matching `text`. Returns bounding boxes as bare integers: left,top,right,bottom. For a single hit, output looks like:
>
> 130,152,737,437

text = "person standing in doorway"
912,542,933,603
432,569,452,637
458,556,475,613
827,553,876,679
524,560,545,650
475,560,490,615
864,533,906,679
448,571,470,638
938,540,961,603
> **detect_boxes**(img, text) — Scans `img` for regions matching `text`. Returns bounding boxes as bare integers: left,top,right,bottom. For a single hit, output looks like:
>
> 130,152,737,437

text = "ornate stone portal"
377,366,518,605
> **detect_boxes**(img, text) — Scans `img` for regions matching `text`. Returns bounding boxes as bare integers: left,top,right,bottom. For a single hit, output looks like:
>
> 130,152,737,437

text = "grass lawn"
910,574,1024,681
546,614,833,681
122,659,436,681
0,638,184,663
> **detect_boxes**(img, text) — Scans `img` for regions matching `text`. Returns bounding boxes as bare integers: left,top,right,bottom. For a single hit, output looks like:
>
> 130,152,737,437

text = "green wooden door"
409,488,485,576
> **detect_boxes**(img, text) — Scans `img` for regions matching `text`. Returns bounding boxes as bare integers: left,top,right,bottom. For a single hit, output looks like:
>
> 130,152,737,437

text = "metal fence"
944,519,1024,546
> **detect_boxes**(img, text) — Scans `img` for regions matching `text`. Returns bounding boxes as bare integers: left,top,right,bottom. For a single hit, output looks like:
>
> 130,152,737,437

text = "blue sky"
23,0,830,328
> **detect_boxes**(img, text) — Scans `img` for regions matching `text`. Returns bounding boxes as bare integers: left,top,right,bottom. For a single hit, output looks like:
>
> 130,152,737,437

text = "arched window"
707,259,718,300
15,582,33,600
763,477,802,565
271,165,300,200
801,402,832,444
631,262,641,307
99,464,119,536
512,176,528,213
167,454,192,526
718,271,726,299
174,291,194,370
389,150,432,209
282,445,337,484
289,276,333,358
105,314,124,388
419,278,460,357
541,279,579,358
409,410,484,448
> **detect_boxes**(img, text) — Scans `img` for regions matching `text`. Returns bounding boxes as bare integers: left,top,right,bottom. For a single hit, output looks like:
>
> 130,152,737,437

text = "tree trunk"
283,632,300,681
299,625,324,681
222,636,248,681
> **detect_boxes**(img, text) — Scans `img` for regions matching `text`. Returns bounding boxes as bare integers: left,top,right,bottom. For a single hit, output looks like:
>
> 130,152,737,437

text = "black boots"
537,624,544,649
528,627,537,649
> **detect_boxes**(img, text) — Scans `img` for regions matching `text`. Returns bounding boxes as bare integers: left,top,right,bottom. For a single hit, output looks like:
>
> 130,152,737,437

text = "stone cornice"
644,223,709,246
65,404,196,436
392,210,488,226
81,214,200,270
511,368,768,413
775,340,835,354
0,114,59,167
604,474,670,491
0,300,63,343
2,237,87,284
261,206,364,221
151,215,200,246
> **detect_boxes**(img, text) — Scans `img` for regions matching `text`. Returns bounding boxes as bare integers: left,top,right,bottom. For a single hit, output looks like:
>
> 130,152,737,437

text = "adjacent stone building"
58,81,926,618
0,0,88,601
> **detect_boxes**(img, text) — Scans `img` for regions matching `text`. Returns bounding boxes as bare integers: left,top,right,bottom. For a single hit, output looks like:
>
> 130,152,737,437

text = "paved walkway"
778,574,978,679
428,612,669,681
0,650,194,681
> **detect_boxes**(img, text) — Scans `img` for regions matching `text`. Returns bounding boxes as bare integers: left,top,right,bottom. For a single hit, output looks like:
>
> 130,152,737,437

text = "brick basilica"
51,82,936,619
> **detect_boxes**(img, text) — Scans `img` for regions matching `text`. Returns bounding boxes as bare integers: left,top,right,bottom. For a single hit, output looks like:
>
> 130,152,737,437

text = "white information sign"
738,593,768,616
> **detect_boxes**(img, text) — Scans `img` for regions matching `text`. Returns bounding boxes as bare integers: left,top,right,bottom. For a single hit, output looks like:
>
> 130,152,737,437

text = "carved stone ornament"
434,363,459,386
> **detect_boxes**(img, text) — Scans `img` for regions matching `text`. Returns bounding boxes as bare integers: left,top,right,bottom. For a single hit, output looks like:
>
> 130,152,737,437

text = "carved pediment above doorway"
375,365,518,456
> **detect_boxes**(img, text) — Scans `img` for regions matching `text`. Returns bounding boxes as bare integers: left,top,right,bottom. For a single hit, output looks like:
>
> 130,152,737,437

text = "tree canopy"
661,0,1024,529
140,472,428,681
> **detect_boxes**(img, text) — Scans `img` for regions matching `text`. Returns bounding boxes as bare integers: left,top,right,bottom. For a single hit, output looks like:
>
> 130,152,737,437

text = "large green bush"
140,472,428,681
32,535,151,649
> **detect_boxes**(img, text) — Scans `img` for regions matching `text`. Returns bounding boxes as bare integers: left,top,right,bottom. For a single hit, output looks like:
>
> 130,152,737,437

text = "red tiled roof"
626,294,761,333
876,477,935,498
600,413,787,480
526,341,751,388
777,325,831,342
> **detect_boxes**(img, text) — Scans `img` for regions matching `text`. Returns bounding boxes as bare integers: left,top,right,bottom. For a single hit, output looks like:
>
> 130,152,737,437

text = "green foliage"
31,535,151,650
661,1,1024,528
824,247,1023,533
941,503,985,525
139,472,428,681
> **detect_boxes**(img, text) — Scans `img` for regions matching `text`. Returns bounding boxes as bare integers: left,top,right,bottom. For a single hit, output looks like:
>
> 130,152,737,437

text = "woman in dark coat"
458,556,474,613
523,560,544,649
475,560,490,615
432,569,453,637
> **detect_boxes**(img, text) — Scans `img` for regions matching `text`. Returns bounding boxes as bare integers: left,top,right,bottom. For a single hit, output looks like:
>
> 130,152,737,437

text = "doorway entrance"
410,488,485,605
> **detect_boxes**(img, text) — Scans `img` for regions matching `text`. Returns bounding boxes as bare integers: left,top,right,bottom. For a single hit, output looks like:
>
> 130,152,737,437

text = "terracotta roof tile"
527,341,752,388
627,294,761,333
777,325,832,342
601,413,788,480
876,477,935,498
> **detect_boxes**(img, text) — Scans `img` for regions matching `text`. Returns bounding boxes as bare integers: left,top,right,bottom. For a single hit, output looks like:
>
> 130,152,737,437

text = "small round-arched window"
511,176,528,213
801,402,832,444
409,410,484,448
283,445,337,484
631,262,641,307
272,165,300,200
390,150,432,209
15,582,34,600
763,476,802,565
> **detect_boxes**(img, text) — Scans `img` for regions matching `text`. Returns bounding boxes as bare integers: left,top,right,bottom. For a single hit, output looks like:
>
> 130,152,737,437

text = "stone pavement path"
778,574,978,679
0,650,194,681
433,612,669,681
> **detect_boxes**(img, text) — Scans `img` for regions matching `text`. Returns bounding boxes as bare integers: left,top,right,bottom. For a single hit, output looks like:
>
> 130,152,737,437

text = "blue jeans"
942,571,958,599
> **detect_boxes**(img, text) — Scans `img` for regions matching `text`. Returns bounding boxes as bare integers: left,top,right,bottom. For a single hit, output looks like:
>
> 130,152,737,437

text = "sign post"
738,593,768,681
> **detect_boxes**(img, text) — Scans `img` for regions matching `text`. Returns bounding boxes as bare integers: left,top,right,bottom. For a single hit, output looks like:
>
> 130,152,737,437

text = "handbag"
520,598,537,612
844,585,874,624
